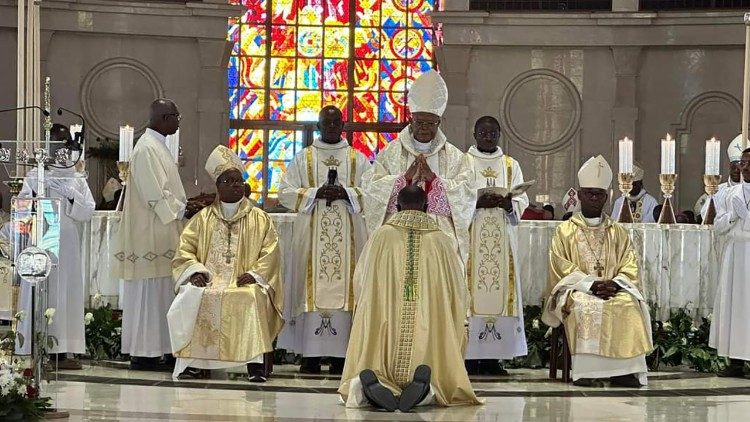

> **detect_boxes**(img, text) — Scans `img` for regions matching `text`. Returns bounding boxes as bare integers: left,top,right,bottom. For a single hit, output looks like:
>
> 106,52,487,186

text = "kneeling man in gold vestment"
339,185,480,412
541,155,653,388
168,145,283,382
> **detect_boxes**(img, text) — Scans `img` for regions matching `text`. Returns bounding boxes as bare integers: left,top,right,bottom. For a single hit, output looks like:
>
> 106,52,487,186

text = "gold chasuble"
339,211,480,407
541,214,652,360
169,199,283,364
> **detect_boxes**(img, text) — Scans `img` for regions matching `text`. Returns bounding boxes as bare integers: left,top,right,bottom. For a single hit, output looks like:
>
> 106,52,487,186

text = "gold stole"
468,155,516,317
304,147,357,312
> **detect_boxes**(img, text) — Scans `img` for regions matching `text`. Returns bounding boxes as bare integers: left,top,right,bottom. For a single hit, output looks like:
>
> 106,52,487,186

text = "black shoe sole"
359,370,398,412
398,365,431,412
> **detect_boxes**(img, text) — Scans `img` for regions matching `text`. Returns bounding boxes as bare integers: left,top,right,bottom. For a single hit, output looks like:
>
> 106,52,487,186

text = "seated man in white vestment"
542,155,653,388
464,116,528,375
709,147,750,378
361,70,475,264
115,99,186,371
168,146,283,382
14,123,96,369
277,106,369,375
611,163,658,223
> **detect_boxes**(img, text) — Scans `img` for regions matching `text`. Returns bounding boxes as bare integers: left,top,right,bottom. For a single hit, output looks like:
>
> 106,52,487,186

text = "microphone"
0,105,50,116
56,107,85,150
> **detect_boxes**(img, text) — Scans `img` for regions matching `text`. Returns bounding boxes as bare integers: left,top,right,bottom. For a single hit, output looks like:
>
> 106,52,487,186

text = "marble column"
611,47,642,146
437,45,471,150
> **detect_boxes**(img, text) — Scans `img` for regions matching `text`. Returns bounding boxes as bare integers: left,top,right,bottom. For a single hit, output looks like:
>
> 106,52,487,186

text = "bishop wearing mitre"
277,106,370,374
361,70,475,263
168,145,283,382
541,155,653,388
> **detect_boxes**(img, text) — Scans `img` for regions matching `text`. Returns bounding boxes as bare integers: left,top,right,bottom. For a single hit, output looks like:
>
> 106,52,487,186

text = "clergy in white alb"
361,70,475,264
168,145,283,382
115,100,187,367
709,147,750,377
464,116,529,370
277,106,369,374
611,163,658,223
700,134,745,221
14,124,95,369
542,155,653,388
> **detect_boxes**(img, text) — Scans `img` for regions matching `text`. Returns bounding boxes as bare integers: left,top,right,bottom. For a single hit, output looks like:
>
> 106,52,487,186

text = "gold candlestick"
658,174,677,224
7,178,24,196
702,174,721,225
116,161,130,212
617,173,634,223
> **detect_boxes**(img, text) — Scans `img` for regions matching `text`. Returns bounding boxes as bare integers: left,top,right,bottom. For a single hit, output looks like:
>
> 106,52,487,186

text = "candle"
166,129,180,164
705,137,721,175
119,125,134,162
619,137,633,174
661,133,675,174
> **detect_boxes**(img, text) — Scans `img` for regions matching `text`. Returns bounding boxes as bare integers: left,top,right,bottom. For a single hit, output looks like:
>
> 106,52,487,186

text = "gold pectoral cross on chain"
223,222,237,264
593,261,604,278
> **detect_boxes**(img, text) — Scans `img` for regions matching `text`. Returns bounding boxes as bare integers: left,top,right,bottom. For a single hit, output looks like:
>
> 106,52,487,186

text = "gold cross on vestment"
593,261,604,277
223,248,235,264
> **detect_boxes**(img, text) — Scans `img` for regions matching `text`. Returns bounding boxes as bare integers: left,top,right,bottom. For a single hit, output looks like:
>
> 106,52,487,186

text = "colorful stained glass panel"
270,57,296,89
271,0,296,24
323,91,348,119
267,160,290,193
240,25,266,56
354,59,378,91
381,27,409,60
238,89,266,120
271,26,296,56
228,57,240,88
352,131,378,160
297,26,323,58
244,160,264,195
237,130,265,160
296,59,321,90
407,59,432,88
240,56,266,88
240,1,267,23
381,0,408,28
269,90,296,120
296,90,322,120
380,59,406,92
324,27,350,58
411,0,435,28
325,0,349,25
323,59,348,90
355,0,381,27
228,18,240,55
297,0,323,25
379,91,406,122
268,130,301,160
409,29,432,61
353,92,378,123
354,28,380,59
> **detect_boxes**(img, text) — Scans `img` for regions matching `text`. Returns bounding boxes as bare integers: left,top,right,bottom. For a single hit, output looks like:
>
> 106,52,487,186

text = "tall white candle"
705,137,721,175
619,137,633,174
661,134,675,174
166,129,180,164
119,125,134,162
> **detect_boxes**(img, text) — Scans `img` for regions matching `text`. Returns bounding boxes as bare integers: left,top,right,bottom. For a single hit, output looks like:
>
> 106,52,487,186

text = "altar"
82,211,720,321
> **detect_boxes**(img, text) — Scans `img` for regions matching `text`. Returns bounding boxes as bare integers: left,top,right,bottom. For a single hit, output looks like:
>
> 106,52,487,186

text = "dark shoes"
300,357,322,374
718,360,746,378
610,374,643,388
247,363,267,383
398,365,432,412
480,360,508,376
360,369,398,412
329,358,345,375
129,356,174,372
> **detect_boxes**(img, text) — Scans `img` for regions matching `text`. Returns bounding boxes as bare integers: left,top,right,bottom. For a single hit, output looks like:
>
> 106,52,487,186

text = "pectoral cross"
593,261,604,278
223,222,236,264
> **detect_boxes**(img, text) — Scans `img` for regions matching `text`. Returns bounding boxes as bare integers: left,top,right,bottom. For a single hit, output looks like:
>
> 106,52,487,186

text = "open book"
478,179,536,198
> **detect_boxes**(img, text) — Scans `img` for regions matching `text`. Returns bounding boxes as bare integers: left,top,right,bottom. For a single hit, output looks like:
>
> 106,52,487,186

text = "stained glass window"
228,1,441,205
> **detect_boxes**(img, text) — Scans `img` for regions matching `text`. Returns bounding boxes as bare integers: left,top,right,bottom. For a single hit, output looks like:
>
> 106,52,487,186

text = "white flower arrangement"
0,364,27,399
13,311,25,322
663,321,672,331
43,308,55,326
84,313,94,326
532,319,540,330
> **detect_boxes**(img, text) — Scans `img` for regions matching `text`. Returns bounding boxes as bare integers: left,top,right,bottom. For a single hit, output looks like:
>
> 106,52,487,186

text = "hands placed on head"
190,273,209,287
590,280,621,300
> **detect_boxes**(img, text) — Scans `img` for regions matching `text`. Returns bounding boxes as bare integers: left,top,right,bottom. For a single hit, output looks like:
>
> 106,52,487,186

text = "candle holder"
116,161,130,212
6,178,24,196
702,174,721,225
658,173,677,224
617,173,634,223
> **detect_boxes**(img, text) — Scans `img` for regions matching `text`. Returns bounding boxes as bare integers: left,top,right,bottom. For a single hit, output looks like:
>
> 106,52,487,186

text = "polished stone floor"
40,364,750,421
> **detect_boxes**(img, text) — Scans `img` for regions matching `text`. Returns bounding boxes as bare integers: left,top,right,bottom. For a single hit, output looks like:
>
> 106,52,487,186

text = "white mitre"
632,162,644,182
102,177,122,202
407,69,448,117
728,134,744,161
578,155,613,189
205,145,244,182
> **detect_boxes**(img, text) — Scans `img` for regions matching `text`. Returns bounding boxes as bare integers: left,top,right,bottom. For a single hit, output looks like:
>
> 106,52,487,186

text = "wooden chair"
548,325,572,383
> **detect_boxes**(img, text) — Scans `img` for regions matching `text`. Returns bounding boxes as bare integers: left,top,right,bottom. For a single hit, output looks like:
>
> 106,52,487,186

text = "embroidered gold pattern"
394,228,422,387
315,204,345,301
480,167,498,179
323,155,341,167
305,147,315,310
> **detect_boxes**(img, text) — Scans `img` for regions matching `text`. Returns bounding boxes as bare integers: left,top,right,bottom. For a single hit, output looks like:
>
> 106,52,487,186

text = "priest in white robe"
115,99,187,370
700,134,745,222
709,146,750,377
611,163,658,223
277,106,369,374
361,70,475,263
14,123,95,369
168,146,283,382
542,155,653,388
464,116,528,375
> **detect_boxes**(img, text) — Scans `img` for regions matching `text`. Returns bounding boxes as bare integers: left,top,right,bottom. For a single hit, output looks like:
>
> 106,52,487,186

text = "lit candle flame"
665,133,672,141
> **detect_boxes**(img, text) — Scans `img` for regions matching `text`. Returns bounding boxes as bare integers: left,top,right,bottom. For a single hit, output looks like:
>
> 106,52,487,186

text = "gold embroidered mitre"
205,145,244,181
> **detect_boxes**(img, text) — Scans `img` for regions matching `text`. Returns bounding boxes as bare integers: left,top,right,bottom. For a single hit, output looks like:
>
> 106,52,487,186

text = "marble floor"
39,364,750,421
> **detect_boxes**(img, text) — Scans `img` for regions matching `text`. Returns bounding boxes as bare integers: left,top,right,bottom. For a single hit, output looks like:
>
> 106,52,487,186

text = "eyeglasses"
165,113,181,122
217,178,245,186
412,120,440,129
738,160,750,167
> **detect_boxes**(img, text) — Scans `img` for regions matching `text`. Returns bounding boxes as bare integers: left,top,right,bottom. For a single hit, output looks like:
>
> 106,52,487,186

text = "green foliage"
508,305,551,369
84,304,122,361
86,137,119,161
647,306,726,373
0,364,52,421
